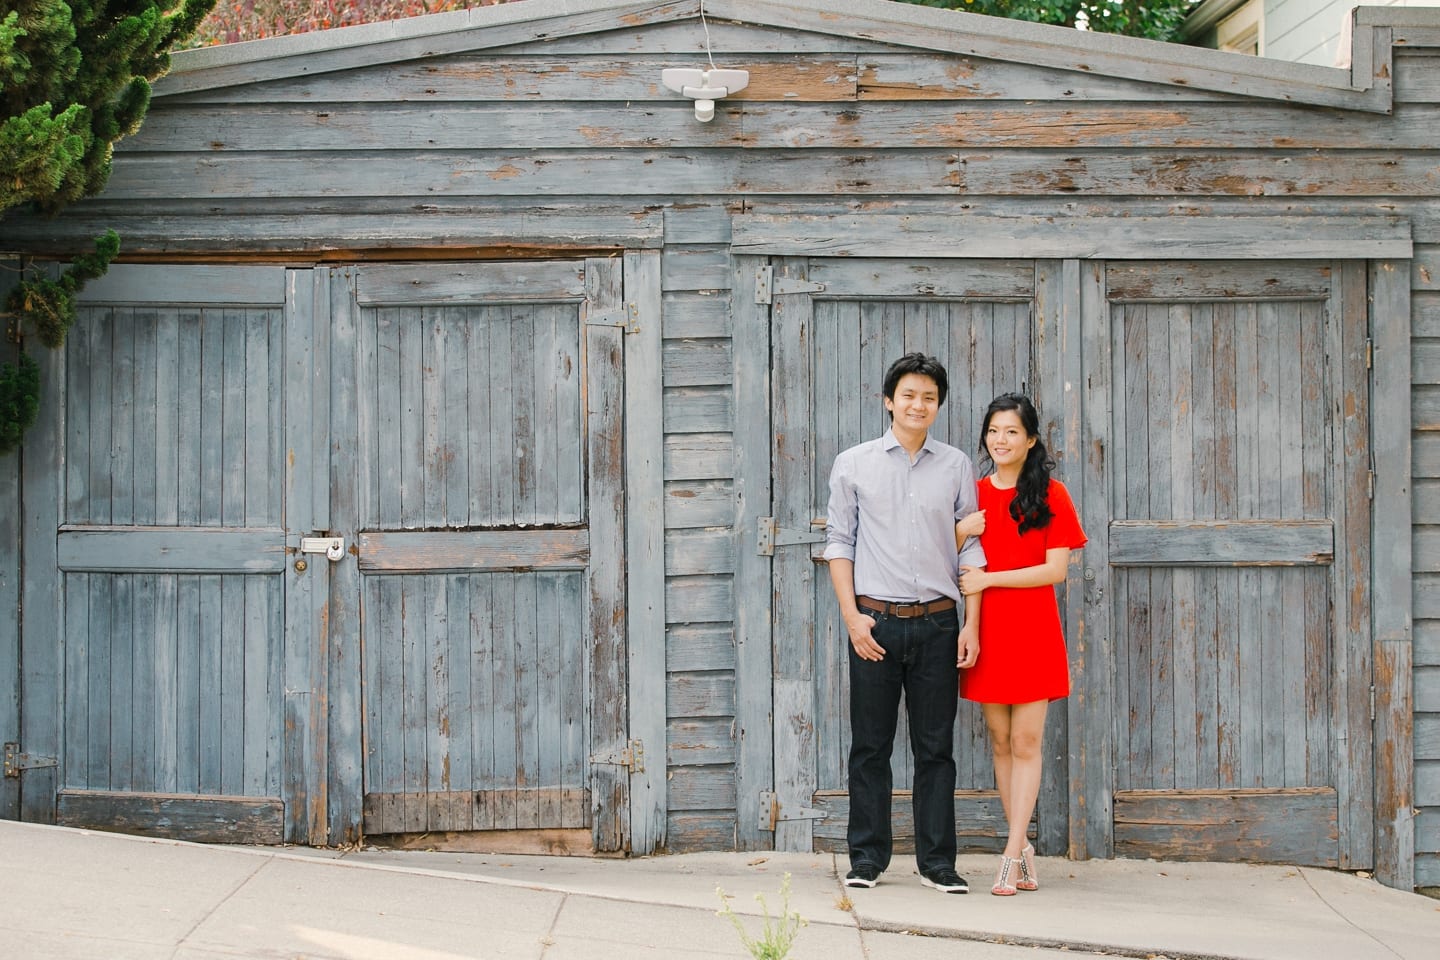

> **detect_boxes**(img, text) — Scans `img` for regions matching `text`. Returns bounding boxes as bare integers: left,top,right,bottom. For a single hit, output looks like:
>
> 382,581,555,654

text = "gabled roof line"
158,0,1402,112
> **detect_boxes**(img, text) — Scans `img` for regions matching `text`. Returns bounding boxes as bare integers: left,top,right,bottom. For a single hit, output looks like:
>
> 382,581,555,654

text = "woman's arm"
959,546,1072,595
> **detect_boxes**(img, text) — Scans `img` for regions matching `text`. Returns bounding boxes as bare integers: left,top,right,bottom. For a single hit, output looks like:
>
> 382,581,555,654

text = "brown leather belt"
855,596,956,619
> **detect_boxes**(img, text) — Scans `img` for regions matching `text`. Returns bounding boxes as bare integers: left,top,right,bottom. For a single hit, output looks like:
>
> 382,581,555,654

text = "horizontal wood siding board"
662,340,733,387
95,152,1440,202
664,480,736,529
56,790,284,843
666,623,737,673
667,764,738,811
122,102,1440,152
57,528,287,573
665,528,736,577
76,265,287,305
356,530,589,572
668,718,738,765
732,215,1412,259
666,671,736,718
0,209,665,255
1418,716,1440,758
1108,520,1334,566
356,261,587,304
664,435,733,481
810,790,1021,854
664,386,734,434
662,294,732,339
1417,576,1440,621
149,56,861,107
1113,788,1339,867
1417,665,1440,713
1420,761,1440,806
1106,260,1340,300
1418,621,1440,668
664,813,738,851
9,199,1435,261
662,246,733,292
804,257,1035,298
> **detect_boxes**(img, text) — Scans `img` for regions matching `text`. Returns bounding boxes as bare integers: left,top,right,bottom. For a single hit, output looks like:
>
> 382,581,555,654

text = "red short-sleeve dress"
959,477,1087,704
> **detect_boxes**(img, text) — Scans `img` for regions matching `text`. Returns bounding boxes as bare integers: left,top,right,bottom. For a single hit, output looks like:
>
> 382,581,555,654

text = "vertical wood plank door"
1090,260,1372,868
45,265,312,843
767,258,1050,854
346,260,630,852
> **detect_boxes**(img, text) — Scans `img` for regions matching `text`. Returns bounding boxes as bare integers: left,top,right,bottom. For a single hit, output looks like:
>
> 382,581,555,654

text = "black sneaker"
844,863,881,888
919,867,969,894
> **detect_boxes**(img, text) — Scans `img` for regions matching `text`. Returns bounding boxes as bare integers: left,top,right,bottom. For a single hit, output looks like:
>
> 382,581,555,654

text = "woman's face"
985,409,1036,470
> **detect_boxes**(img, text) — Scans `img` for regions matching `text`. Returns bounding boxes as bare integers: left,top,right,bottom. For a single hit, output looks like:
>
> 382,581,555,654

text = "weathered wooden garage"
1,0,1435,890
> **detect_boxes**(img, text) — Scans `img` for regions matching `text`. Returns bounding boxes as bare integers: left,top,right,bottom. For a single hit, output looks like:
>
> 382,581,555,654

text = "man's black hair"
882,352,949,408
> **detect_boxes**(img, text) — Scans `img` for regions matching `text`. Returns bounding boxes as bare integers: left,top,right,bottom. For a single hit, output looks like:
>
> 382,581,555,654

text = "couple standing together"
824,352,1087,897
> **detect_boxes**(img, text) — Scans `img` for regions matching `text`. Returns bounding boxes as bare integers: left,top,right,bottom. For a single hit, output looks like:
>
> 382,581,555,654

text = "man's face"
883,373,941,433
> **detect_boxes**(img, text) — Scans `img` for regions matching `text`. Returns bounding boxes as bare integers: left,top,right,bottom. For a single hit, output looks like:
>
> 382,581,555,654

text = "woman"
955,393,1086,896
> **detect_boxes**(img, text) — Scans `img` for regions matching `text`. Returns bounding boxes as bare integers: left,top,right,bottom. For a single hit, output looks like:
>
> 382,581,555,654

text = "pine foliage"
1,0,215,455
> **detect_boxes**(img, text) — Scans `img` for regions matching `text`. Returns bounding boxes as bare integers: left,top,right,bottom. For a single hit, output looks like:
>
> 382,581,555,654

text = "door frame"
729,213,1414,886
322,253,665,852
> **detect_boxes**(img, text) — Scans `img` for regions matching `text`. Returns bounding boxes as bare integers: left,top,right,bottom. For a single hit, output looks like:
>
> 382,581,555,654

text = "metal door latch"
300,537,345,561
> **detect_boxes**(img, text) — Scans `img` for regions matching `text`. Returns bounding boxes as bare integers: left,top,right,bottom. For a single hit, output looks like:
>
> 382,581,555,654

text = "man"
823,352,984,894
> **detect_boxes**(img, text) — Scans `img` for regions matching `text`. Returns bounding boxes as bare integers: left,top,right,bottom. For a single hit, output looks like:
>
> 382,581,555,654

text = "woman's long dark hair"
978,393,1055,534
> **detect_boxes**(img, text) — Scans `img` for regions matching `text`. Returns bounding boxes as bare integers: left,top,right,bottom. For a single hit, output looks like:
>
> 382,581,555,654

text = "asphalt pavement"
3,819,1438,959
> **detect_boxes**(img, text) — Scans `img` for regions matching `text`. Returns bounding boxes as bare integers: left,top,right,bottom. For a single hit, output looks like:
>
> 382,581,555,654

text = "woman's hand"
959,564,989,597
956,509,986,540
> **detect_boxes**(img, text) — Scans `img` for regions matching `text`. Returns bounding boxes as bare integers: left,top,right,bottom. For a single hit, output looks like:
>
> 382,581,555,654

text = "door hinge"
1370,684,1376,722
584,301,640,334
1365,338,1373,371
756,517,826,556
1367,469,1375,500
4,742,58,778
757,790,828,831
754,266,825,305
590,738,644,774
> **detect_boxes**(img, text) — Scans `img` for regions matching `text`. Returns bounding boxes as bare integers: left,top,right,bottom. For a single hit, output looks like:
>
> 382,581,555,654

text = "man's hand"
846,611,885,661
957,623,979,669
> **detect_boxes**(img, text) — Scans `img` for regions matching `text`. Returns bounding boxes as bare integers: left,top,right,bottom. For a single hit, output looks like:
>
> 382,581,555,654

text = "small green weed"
715,872,807,960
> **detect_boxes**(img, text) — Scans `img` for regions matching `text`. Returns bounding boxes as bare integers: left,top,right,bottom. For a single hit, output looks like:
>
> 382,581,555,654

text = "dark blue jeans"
847,607,959,875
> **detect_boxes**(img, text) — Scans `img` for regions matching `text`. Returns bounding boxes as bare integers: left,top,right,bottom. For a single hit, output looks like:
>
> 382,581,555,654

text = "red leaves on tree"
186,0,510,47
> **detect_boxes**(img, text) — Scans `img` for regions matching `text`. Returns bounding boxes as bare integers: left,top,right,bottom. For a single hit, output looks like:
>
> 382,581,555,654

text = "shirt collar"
882,427,936,458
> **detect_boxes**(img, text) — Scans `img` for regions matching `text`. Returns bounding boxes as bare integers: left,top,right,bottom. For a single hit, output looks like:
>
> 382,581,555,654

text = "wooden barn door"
336,260,631,852
1084,260,1372,868
761,257,1071,854
28,265,327,843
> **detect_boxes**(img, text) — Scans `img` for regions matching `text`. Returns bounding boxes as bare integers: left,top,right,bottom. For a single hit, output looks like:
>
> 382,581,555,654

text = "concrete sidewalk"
3,820,1438,959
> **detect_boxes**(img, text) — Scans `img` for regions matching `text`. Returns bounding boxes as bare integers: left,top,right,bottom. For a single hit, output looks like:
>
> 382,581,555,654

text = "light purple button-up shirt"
823,428,985,604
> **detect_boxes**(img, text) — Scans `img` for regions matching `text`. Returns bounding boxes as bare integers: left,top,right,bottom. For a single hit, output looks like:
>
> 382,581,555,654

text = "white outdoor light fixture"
661,67,750,122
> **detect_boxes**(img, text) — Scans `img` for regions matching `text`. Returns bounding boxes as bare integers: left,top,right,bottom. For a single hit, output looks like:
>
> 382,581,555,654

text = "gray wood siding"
1412,280,1440,887
0,1,1432,881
